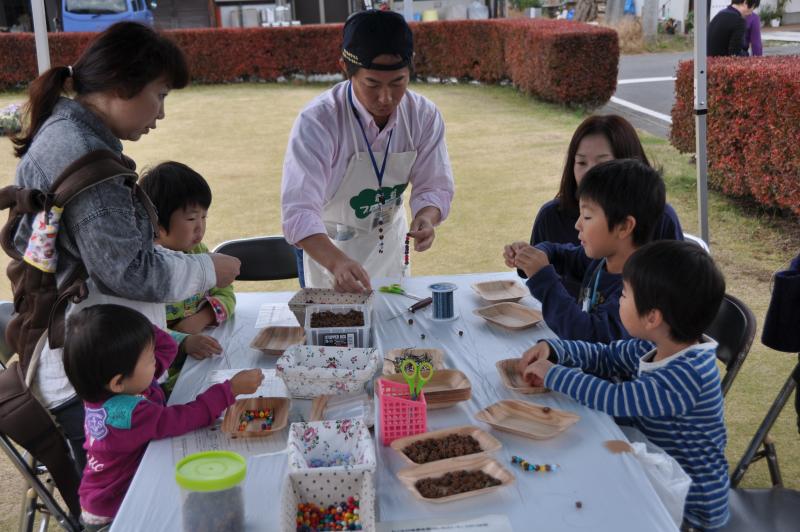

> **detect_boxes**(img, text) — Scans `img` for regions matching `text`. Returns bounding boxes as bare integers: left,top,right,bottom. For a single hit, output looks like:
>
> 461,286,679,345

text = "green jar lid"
175,451,246,492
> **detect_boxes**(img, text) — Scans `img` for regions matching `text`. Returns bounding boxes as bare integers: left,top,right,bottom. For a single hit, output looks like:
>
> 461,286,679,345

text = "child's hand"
173,306,216,335
513,245,550,278
183,334,222,360
503,241,528,269
523,359,554,387
230,369,264,396
517,341,552,374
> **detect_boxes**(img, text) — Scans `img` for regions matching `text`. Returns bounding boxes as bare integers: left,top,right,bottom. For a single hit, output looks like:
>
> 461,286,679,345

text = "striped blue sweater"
544,339,729,530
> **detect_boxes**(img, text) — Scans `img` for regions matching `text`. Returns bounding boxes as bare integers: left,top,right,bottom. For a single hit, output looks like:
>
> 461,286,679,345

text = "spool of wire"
429,282,457,320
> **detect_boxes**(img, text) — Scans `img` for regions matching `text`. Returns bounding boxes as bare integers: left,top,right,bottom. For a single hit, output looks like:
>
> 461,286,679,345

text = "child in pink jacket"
62,304,263,530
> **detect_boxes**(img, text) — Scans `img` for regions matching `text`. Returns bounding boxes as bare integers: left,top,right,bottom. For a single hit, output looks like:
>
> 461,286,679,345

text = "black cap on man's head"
342,10,413,71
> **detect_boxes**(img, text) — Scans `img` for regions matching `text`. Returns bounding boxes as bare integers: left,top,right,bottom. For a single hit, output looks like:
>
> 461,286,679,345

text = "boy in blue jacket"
518,240,729,530
503,159,665,342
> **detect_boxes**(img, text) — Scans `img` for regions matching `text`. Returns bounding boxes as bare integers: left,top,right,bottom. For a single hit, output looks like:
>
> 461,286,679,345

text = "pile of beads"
308,452,356,468
296,496,362,531
511,455,560,472
238,409,274,432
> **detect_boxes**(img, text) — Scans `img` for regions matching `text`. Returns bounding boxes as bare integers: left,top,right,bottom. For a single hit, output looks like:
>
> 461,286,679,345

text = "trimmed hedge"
671,57,800,216
0,19,618,106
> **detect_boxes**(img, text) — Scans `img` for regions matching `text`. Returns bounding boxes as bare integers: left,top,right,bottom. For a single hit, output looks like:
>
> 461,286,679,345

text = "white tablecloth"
112,272,676,532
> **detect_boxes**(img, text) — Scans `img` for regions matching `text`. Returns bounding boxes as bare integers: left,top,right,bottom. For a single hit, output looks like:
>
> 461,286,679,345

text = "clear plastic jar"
175,451,246,532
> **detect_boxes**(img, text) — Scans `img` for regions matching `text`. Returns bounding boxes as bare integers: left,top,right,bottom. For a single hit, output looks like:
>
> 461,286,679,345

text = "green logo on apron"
349,184,408,219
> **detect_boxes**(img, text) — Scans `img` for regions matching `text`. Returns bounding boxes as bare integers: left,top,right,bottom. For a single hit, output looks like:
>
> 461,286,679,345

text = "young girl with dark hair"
11,22,241,470
62,305,263,531
529,115,683,296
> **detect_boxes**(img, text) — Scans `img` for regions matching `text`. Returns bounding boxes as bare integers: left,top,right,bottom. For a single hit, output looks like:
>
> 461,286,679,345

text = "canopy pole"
31,0,51,74
693,0,709,246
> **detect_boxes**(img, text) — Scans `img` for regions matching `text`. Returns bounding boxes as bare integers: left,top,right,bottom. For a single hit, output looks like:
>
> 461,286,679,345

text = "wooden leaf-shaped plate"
471,280,528,303
396,454,514,503
475,399,578,440
473,303,543,330
496,358,547,394
389,425,502,467
250,326,305,356
221,397,289,438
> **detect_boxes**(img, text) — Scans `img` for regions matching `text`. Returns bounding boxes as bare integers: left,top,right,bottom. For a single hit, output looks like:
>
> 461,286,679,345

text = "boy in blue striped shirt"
519,240,729,530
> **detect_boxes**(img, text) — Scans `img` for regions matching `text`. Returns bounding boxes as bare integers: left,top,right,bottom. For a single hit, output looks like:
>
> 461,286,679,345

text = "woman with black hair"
11,22,241,469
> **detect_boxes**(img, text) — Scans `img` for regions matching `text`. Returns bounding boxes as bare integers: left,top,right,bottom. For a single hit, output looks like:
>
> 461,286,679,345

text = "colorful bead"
296,499,362,531
510,455,559,473
237,408,274,432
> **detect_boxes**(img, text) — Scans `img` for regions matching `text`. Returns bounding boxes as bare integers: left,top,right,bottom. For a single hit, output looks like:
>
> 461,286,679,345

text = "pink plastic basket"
377,378,427,446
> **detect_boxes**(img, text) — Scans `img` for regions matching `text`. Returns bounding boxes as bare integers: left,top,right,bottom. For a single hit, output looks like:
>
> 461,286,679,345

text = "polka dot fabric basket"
288,419,376,473
276,345,380,399
288,288,375,325
280,469,376,531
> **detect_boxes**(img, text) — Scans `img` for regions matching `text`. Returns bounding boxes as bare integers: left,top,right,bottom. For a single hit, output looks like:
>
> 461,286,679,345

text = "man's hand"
408,215,435,252
183,334,223,360
409,206,441,252
173,306,216,334
331,257,372,293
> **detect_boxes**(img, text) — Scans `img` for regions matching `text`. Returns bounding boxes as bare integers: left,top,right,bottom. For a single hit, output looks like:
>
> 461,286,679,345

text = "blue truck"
61,0,155,32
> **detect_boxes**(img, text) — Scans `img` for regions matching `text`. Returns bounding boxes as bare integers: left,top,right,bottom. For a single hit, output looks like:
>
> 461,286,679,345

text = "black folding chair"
212,236,298,281
721,487,800,532
705,294,756,398
0,434,81,532
0,301,80,532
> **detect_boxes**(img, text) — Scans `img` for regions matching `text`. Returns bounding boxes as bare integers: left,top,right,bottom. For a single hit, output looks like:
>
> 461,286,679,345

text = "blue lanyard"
587,258,606,310
348,82,394,189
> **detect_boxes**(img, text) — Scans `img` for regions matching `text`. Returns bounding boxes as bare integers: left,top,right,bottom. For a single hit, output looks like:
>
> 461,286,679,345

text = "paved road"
599,44,800,139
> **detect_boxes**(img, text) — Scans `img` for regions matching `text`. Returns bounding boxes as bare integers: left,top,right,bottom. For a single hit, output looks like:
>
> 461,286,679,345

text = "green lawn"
0,83,797,529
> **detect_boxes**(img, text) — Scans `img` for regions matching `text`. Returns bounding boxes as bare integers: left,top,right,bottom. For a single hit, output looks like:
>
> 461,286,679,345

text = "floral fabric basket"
276,345,380,399
287,418,376,473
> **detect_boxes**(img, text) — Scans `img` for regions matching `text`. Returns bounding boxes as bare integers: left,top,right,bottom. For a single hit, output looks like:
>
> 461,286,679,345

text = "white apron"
304,85,418,289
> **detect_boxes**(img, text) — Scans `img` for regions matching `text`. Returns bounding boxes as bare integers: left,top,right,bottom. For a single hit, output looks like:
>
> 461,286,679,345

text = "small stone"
408,318,414,325
458,330,464,337
420,334,426,340
575,501,583,509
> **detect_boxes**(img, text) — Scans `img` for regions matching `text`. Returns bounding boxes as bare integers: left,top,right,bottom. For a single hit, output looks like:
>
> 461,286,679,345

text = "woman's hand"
209,253,241,288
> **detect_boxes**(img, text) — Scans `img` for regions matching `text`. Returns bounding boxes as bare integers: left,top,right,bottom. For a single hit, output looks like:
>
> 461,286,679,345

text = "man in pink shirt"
281,10,455,292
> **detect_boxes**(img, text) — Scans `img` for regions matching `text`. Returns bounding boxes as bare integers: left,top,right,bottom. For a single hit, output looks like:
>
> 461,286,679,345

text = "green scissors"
379,284,424,301
401,358,434,400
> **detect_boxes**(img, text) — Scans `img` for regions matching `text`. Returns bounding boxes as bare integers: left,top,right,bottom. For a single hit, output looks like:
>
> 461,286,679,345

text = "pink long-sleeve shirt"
78,327,235,519
281,81,455,246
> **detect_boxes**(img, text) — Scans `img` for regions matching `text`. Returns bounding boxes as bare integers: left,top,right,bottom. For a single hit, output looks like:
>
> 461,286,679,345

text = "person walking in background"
708,0,761,57
743,12,763,56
